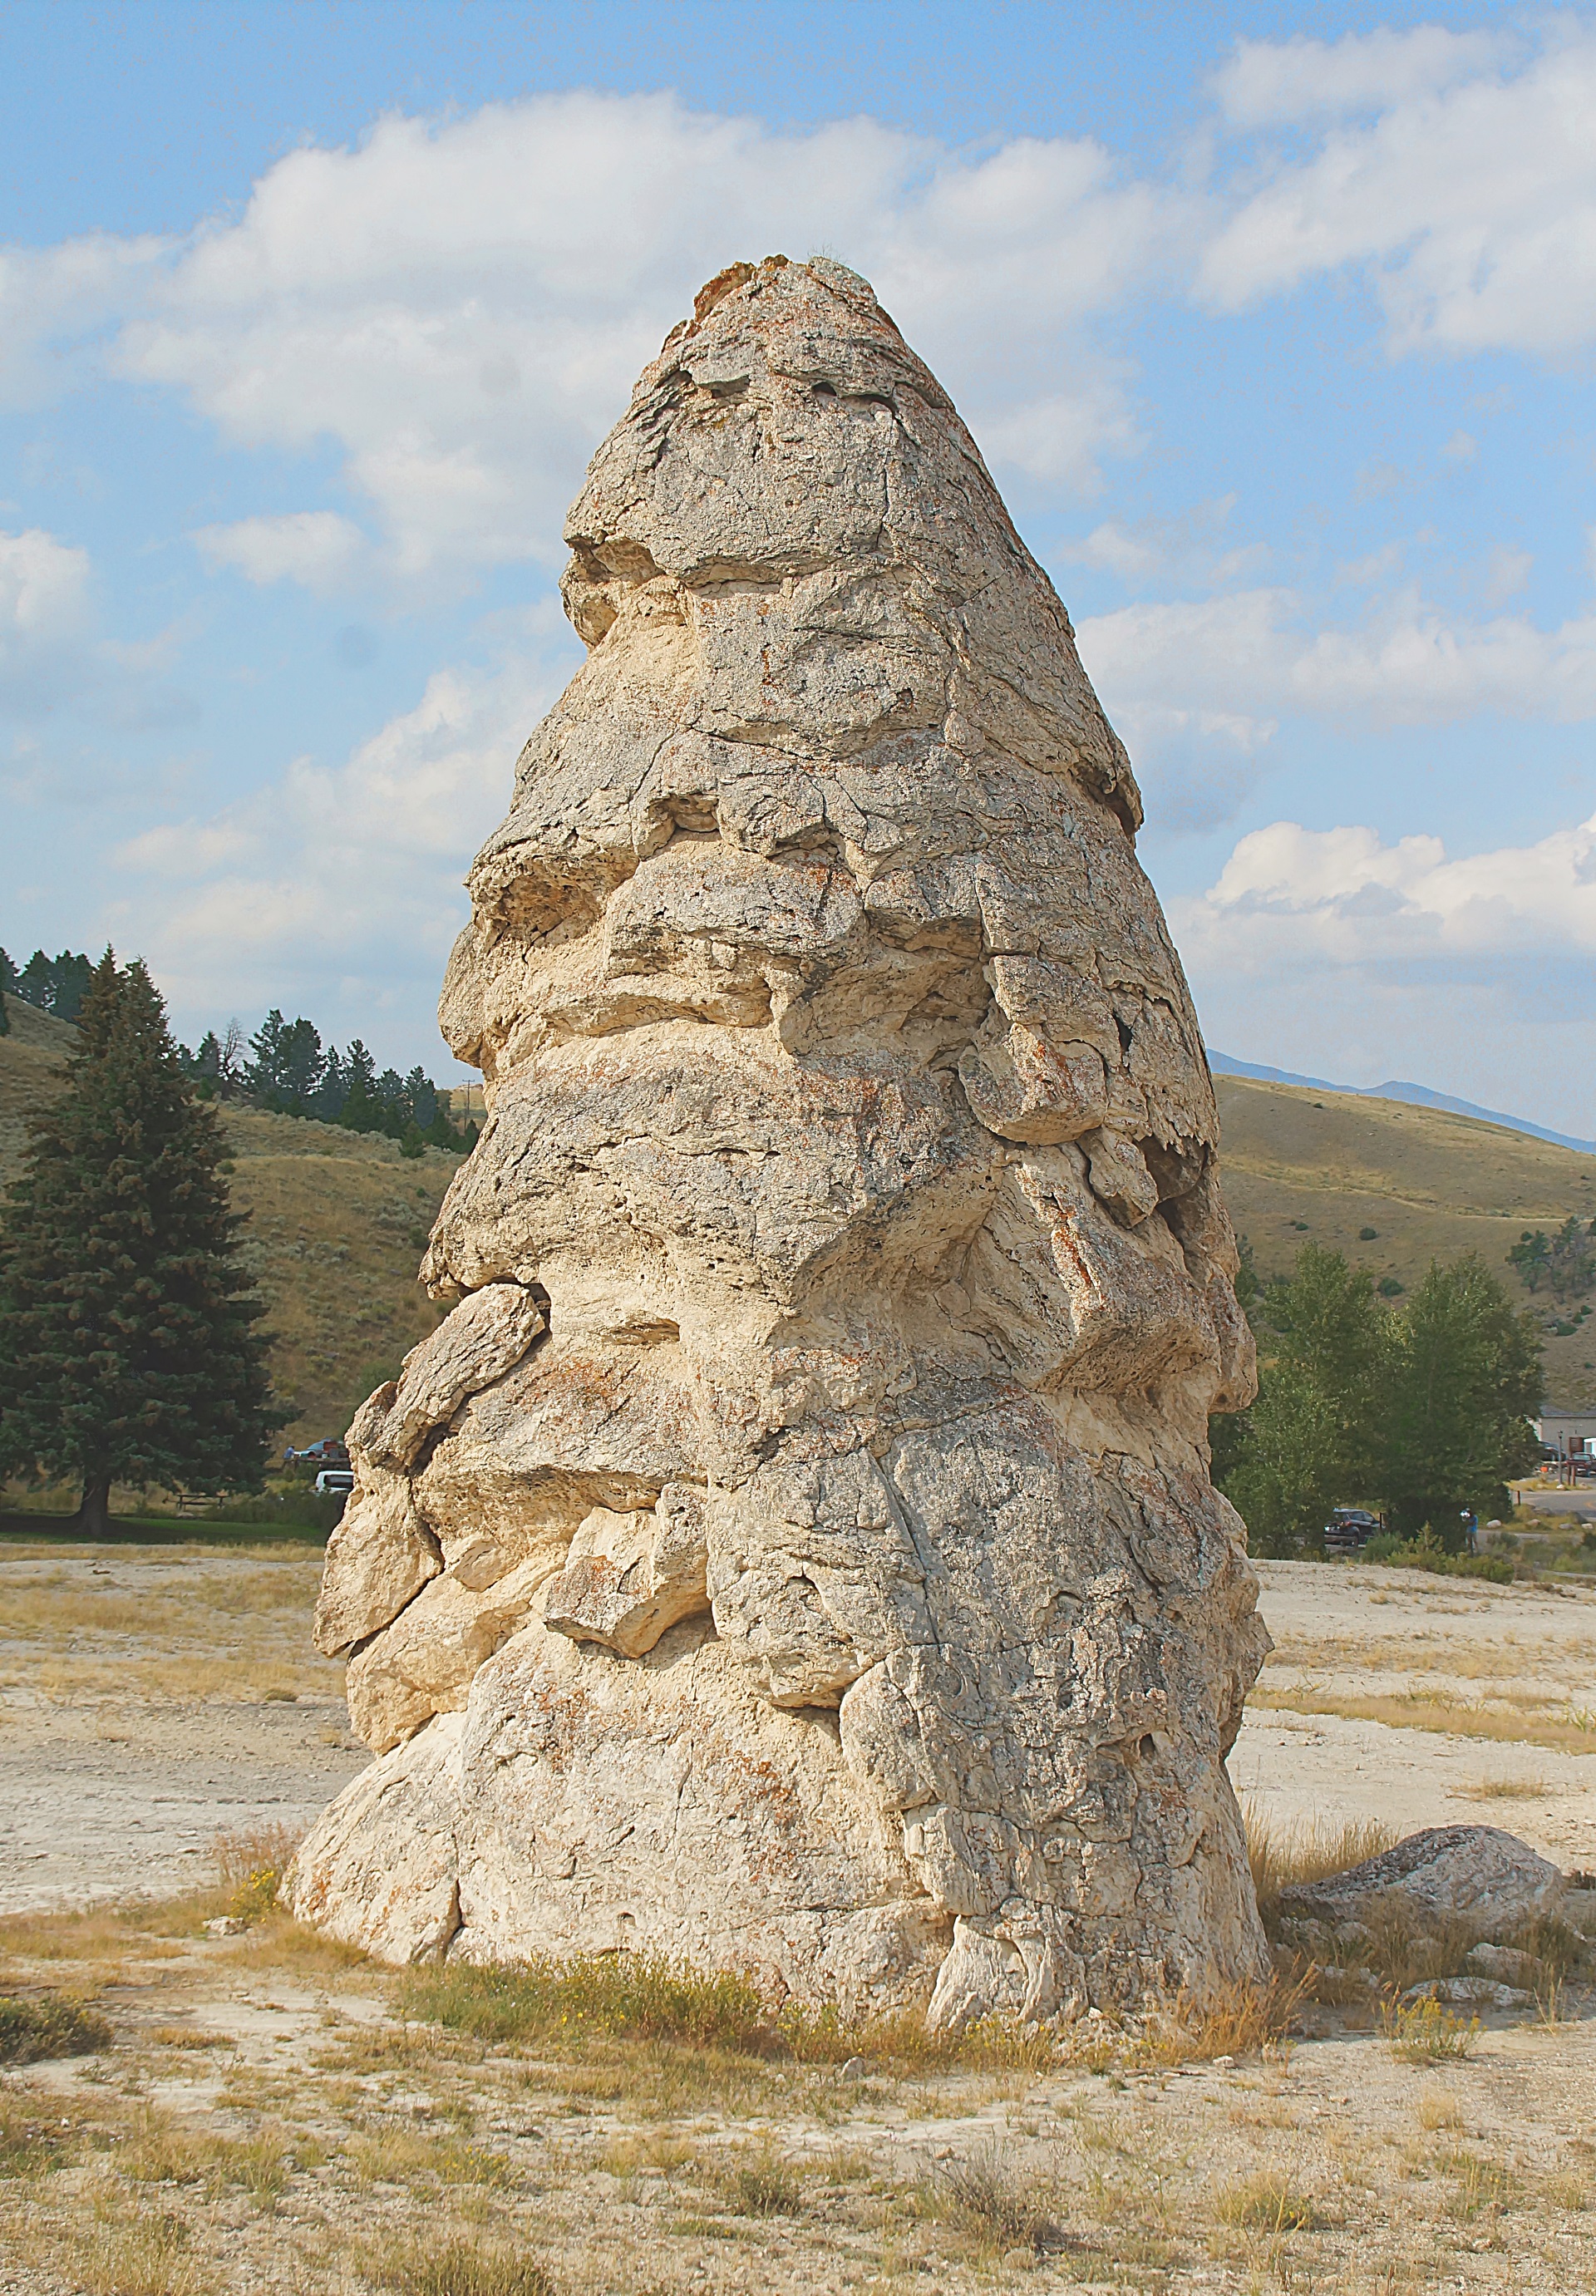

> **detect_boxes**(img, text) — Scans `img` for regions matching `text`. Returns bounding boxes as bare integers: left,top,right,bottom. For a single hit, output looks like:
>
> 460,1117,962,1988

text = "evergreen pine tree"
0,953,283,1535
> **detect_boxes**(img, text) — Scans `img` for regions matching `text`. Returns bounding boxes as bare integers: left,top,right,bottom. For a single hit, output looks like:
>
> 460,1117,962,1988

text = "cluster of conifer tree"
0,946,95,1026
1506,1215,1596,1302
189,1009,476,1156
1211,1242,1543,1558
2,948,475,1157
0,948,486,1528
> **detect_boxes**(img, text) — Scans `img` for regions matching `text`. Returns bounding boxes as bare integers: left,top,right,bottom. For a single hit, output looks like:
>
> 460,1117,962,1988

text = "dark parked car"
1323,1507,1382,1552
284,1437,350,1470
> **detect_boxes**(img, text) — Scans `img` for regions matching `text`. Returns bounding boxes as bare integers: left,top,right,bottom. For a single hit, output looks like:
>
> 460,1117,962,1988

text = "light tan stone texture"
288,255,1269,2023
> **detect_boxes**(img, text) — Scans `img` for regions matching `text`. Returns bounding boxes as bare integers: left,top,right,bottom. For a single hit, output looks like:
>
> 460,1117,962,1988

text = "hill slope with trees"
1216,1075,1596,1407
0,1001,456,1445
6,998,1592,1445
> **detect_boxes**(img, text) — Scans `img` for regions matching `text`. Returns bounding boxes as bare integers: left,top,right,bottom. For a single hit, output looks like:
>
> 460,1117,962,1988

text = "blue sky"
3,1,1595,1128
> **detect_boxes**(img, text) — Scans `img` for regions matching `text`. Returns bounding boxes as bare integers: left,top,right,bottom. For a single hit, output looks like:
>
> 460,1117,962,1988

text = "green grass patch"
400,1951,771,2052
0,1513,327,1547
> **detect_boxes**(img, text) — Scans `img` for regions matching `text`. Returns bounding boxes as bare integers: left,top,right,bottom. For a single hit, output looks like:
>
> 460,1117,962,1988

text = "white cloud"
1075,581,1596,835
1168,807,1596,1132
1213,26,1509,127
192,510,369,593
1058,495,1268,589
0,234,165,411
1485,545,1532,604
58,94,1177,586
1200,25,1596,354
0,526,92,712
1178,810,1596,978
114,612,574,1027
1080,585,1596,742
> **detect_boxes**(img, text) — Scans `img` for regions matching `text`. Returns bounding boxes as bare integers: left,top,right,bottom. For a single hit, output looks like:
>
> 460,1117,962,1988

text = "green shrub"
1362,1528,1512,1583
205,1488,344,1531
0,1994,111,2063
1383,1997,1480,2063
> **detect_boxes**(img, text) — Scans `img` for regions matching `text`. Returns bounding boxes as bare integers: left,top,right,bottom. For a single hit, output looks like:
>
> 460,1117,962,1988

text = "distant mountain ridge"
1205,1050,1596,1158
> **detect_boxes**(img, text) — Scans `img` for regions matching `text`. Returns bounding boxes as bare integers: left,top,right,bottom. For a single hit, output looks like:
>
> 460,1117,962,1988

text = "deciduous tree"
1382,1254,1543,1542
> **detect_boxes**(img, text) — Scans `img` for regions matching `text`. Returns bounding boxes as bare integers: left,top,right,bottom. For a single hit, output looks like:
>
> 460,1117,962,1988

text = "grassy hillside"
1217,1074,1596,1405
0,999,456,1441
5,995,1592,1431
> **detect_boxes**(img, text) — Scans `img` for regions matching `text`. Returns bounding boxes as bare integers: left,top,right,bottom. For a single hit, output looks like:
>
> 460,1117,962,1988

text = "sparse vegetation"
359,2244,556,2296
400,1951,773,2052
61,2208,213,2296
0,1003,460,1443
0,1992,111,2062
1244,1805,1397,1929
1213,2169,1320,2230
1249,1683,1596,1756
936,2137,1052,2250
1216,1072,1596,1408
1382,1997,1480,2062
1362,1527,1515,1582
0,954,283,1533
214,1823,300,1921
711,2141,806,2217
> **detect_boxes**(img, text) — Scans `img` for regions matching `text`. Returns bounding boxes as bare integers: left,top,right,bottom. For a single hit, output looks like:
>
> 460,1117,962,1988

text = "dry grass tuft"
212,1822,301,1920
1416,2089,1462,2131
347,2126,515,2190
1213,2169,1320,2231
936,2136,1053,2251
399,1949,1054,2077
1436,2144,1517,2219
1135,1974,1307,2067
357,2235,556,2296
1244,1802,1398,1928
710,2141,805,2217
400,1949,771,2052
0,2092,71,2177
1249,1685,1596,1756
116,2106,304,2200
1450,1775,1550,1799
64,2207,214,2296
1500,1913,1587,1986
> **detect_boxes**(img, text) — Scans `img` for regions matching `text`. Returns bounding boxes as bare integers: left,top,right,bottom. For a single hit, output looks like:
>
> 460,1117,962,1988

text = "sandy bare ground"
2,1544,1595,2294
0,1544,363,1915
1237,1559,1596,1876
2,1546,1592,1919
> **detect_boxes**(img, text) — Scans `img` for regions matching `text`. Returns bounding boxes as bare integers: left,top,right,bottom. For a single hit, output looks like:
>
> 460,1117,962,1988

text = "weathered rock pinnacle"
287,255,1271,2024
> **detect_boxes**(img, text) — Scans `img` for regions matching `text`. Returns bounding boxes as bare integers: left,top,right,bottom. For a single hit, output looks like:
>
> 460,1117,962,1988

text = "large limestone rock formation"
287,257,1270,2026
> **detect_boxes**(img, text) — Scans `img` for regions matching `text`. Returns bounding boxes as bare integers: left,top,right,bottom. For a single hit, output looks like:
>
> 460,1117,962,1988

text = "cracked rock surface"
287,256,1270,2024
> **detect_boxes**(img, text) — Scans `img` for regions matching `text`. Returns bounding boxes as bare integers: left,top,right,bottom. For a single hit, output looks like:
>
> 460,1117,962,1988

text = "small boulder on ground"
1402,1975,1531,2010
1465,1941,1542,1988
1276,1825,1565,1936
